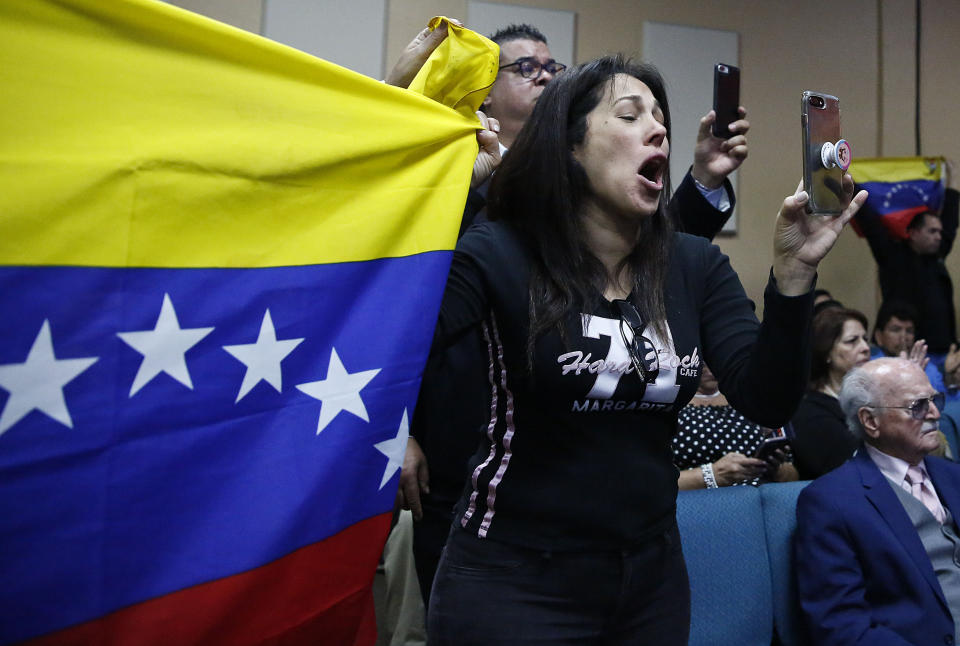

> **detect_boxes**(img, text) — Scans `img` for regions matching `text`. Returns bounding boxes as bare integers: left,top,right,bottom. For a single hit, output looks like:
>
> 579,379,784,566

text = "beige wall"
922,0,960,337
173,0,960,326
166,0,263,32
391,0,960,325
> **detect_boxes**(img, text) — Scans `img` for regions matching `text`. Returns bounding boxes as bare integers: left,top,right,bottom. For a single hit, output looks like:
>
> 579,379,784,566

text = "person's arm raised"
772,174,868,296
384,19,461,88
691,106,749,189
938,161,958,257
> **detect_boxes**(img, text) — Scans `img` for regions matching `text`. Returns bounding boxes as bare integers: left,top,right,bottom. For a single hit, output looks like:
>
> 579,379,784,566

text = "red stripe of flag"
850,205,928,240
25,512,392,646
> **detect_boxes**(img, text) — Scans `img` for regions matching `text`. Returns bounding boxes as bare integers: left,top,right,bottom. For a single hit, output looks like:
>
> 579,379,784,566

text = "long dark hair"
810,307,869,390
487,55,674,363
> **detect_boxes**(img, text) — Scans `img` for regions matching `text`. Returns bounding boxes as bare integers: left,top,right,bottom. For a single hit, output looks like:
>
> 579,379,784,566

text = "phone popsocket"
820,139,851,172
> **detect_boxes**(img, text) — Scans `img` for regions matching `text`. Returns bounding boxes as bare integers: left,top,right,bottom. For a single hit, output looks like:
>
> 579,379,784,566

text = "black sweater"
434,221,813,550
789,390,858,480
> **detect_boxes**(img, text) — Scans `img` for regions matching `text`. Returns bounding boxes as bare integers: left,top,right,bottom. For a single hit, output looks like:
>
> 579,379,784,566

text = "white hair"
839,357,920,442
838,365,878,442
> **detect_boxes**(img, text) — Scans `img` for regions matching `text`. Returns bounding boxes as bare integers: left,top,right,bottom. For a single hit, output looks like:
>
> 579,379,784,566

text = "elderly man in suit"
796,357,960,645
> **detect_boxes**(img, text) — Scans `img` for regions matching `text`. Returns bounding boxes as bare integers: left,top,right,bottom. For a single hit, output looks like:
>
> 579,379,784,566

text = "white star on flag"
117,293,214,397
374,408,410,490
0,320,98,436
223,309,304,403
296,348,380,435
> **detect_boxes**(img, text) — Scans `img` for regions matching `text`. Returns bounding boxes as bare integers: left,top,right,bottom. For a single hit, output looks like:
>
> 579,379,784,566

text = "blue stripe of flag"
0,252,450,644
857,179,944,215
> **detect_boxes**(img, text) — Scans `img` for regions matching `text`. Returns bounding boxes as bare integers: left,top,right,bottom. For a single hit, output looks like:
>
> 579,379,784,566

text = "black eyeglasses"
499,57,567,80
613,299,659,384
869,392,945,420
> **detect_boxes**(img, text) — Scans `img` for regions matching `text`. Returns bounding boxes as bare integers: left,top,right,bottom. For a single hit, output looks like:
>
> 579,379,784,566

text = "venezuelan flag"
850,156,947,239
0,1,496,644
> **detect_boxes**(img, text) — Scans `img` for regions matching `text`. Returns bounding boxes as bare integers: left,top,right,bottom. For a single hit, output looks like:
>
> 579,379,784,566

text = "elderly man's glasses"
613,299,659,384
869,393,945,420
499,57,567,80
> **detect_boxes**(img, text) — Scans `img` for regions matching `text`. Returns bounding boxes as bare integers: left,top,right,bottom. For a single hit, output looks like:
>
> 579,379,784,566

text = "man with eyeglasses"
472,23,747,237
481,24,563,152
796,357,960,646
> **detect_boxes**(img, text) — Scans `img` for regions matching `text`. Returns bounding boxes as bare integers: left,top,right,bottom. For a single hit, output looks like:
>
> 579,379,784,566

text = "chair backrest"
676,486,773,646
939,401,960,460
759,481,812,646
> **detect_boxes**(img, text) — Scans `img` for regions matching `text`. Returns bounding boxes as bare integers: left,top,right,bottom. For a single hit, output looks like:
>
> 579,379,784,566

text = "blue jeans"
427,523,690,645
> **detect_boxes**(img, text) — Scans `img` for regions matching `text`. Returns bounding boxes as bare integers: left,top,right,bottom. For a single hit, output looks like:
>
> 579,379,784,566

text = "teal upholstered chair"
940,401,960,460
676,486,773,646
760,481,812,646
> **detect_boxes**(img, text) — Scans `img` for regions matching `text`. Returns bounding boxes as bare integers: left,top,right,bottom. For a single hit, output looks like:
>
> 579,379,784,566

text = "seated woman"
674,363,798,488
790,307,870,479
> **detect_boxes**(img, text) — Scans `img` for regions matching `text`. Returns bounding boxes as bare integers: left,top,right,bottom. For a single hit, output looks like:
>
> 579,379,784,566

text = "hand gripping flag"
0,2,496,644
850,156,947,239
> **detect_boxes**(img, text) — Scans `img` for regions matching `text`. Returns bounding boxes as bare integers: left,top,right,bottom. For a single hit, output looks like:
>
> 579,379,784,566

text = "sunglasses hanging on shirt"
613,299,660,384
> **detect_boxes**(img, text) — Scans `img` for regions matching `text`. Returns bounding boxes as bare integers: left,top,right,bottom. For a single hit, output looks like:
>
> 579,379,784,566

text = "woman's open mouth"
637,154,666,191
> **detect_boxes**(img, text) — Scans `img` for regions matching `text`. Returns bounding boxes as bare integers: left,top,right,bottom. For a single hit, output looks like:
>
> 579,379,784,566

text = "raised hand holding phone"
712,63,740,138
772,175,868,296
692,63,749,189
801,91,852,214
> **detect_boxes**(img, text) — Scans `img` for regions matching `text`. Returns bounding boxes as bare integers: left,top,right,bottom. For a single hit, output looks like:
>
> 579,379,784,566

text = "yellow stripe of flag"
849,156,944,184
0,0,497,268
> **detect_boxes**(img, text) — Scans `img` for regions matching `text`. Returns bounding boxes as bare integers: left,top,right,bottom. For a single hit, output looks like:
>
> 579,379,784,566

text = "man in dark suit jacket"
796,357,960,645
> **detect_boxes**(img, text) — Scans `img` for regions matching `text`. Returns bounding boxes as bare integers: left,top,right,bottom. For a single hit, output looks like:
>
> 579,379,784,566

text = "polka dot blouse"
672,403,790,486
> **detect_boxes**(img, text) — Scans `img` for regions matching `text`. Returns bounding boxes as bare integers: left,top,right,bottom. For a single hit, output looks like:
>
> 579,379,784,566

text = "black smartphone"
712,63,740,138
801,91,847,214
753,428,790,461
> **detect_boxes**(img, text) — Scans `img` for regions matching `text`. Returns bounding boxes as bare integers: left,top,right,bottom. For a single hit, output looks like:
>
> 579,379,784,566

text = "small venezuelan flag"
0,1,496,644
850,156,947,239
